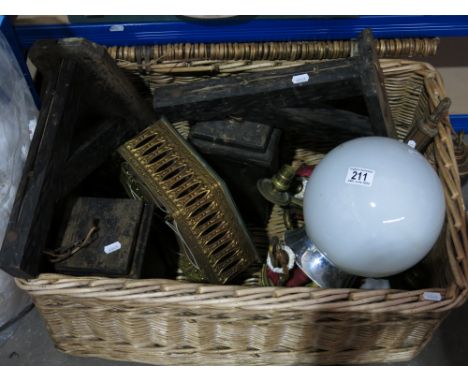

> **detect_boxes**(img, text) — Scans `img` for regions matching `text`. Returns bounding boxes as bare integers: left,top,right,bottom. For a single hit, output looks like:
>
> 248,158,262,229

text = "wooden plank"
241,105,373,136
0,39,157,278
53,198,145,277
278,107,371,134
0,60,80,277
356,29,397,138
29,38,156,129
154,59,362,123
59,117,133,198
153,29,396,138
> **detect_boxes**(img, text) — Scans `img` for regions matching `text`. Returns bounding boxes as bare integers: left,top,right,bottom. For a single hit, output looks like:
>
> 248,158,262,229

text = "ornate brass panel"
118,118,259,284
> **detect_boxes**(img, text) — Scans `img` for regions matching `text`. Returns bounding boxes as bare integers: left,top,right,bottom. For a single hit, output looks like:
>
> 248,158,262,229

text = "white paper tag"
292,73,309,84
104,241,121,254
345,167,375,187
407,140,417,149
423,292,442,301
109,25,125,32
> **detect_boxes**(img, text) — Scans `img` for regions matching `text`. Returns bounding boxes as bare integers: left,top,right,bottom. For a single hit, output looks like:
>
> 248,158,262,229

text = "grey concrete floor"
0,308,139,366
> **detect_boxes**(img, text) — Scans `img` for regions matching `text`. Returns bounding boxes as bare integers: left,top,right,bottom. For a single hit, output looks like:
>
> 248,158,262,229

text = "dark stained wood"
0,38,157,278
0,60,79,277
153,29,396,139
59,118,134,198
154,60,362,123
53,198,153,278
29,38,156,128
276,107,372,135
188,120,281,226
356,29,397,138
239,105,373,138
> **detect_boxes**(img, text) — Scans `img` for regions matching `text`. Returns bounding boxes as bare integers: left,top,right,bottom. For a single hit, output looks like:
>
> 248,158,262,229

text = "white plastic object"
303,136,446,278
292,73,310,84
0,32,37,330
104,241,122,254
360,278,391,290
423,291,442,301
0,32,38,247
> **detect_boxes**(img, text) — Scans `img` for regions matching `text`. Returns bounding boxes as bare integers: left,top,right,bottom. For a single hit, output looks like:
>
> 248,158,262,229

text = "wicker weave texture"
15,59,468,365
108,38,439,62
18,275,447,365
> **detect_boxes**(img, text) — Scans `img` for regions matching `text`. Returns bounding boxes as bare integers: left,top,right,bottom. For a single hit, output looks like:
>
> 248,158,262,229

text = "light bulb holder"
272,165,296,192
284,229,356,288
257,165,301,206
257,178,291,206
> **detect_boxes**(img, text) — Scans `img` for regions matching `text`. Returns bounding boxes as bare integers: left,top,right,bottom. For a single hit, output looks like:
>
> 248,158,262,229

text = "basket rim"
14,268,466,315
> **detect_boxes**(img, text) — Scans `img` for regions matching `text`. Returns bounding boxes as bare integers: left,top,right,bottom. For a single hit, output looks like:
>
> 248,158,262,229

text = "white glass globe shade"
303,136,446,278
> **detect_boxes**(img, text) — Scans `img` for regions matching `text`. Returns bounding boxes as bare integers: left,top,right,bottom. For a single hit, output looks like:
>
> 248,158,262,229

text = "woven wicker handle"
108,38,439,62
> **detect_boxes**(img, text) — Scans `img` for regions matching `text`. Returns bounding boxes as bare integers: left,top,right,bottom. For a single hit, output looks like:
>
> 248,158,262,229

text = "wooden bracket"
0,38,156,277
153,29,396,139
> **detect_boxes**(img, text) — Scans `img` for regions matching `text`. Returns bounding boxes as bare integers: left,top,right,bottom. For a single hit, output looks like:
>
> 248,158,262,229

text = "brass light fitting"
118,118,259,284
257,165,296,206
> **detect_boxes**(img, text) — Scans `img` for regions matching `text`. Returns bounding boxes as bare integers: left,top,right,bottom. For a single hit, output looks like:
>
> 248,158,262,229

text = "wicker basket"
15,40,468,365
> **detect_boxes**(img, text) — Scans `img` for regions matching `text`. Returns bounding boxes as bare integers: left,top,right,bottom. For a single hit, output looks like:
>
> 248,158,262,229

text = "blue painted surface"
450,115,468,133
14,16,468,48
5,15,468,133
1,16,40,107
